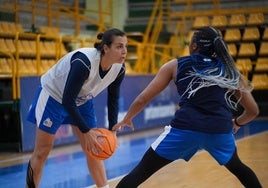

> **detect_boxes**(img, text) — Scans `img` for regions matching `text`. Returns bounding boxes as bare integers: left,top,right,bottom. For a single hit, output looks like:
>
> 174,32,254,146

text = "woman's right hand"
84,128,105,155
112,119,134,132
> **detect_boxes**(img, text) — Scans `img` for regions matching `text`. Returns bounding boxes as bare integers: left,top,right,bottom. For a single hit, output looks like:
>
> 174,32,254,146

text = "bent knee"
32,144,53,162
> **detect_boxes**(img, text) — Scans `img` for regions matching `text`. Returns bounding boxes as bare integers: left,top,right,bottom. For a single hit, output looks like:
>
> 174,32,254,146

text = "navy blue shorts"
151,125,236,165
27,86,97,134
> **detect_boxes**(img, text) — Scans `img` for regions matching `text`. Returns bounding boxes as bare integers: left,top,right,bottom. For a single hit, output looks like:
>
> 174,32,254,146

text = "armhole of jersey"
71,51,91,71
117,64,125,77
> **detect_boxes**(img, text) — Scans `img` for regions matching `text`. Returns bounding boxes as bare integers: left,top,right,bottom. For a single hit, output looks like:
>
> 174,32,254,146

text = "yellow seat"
255,58,268,72
242,27,260,41
5,39,16,53
229,14,246,27
262,27,268,40
247,13,264,26
238,43,256,57
44,41,56,56
48,59,56,68
0,22,22,36
60,43,68,56
0,38,9,52
22,40,35,56
0,58,12,75
227,44,237,57
28,41,37,54
39,26,59,36
224,29,241,42
236,58,252,72
182,45,189,56
259,42,268,56
193,16,210,28
185,30,194,44
125,62,136,75
15,23,24,33
40,59,47,74
24,59,36,75
0,22,12,36
211,15,227,28
18,40,32,56
252,74,268,89
18,59,28,75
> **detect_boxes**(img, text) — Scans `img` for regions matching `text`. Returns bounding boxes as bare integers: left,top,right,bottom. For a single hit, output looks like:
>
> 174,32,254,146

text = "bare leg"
26,128,55,188
72,126,108,187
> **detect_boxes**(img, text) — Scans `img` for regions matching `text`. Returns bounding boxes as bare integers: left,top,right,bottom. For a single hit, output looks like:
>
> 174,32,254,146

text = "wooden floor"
0,127,267,188
107,132,268,188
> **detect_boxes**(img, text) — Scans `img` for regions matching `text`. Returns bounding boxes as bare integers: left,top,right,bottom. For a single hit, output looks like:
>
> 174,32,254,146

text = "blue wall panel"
20,75,179,151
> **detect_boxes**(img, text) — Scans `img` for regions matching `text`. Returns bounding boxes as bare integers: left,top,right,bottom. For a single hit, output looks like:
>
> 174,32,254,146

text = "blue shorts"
27,86,97,134
151,125,236,165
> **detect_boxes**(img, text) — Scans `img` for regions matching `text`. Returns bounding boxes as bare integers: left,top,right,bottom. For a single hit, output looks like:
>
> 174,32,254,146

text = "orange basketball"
87,128,118,160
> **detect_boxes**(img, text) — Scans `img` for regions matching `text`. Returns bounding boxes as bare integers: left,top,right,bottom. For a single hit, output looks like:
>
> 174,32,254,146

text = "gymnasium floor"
0,119,267,188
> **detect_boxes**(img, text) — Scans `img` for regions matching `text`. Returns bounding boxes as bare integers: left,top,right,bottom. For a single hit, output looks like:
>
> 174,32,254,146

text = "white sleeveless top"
41,48,123,106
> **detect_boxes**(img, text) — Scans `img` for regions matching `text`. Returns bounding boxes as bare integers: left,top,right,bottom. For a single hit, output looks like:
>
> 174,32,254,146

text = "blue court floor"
0,119,267,188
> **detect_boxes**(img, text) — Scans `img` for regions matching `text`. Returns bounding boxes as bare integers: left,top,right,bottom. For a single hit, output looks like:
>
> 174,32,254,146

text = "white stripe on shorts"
35,89,49,127
151,125,171,150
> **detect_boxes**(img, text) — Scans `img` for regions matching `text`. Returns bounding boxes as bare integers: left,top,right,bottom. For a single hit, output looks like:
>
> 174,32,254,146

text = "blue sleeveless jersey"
170,54,233,133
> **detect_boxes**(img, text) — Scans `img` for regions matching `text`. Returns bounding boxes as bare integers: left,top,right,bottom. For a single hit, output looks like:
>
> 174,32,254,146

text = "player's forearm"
235,91,259,126
123,95,149,122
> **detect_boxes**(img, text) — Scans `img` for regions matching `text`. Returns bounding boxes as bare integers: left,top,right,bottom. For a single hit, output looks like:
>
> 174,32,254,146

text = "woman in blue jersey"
113,26,262,187
26,28,127,188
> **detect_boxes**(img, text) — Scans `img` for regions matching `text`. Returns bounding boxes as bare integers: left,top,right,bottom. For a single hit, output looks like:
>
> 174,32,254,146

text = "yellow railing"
0,0,113,36
0,51,17,99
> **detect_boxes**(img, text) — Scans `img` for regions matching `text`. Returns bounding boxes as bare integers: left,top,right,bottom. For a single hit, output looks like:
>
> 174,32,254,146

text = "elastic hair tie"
213,36,221,44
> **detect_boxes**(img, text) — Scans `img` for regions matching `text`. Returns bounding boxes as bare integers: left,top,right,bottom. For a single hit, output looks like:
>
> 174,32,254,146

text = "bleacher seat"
224,29,241,42
259,42,268,56
0,38,9,52
185,30,194,44
229,14,246,27
227,43,237,57
242,27,260,41
211,15,227,28
236,58,252,72
238,43,256,57
60,43,68,55
262,27,268,40
39,26,59,36
182,45,190,56
24,59,36,74
247,13,264,26
18,59,28,75
18,40,35,56
252,74,268,89
255,58,268,72
125,62,136,75
23,40,35,56
192,16,210,28
40,41,56,57
5,39,16,53
0,58,12,75
0,21,24,36
40,59,56,74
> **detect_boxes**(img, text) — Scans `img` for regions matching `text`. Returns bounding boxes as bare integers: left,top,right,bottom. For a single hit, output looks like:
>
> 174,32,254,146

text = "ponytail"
186,26,252,110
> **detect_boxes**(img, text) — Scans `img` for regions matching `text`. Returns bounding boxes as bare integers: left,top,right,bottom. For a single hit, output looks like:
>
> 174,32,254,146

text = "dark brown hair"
94,28,126,55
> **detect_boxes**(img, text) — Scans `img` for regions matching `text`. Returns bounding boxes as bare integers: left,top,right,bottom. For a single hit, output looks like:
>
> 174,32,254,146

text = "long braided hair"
185,26,252,109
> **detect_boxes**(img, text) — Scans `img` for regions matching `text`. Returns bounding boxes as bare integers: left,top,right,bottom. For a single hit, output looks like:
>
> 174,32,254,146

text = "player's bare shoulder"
159,58,178,80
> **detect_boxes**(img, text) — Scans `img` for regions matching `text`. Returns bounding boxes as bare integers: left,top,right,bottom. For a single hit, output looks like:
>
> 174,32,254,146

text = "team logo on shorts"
43,118,53,127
